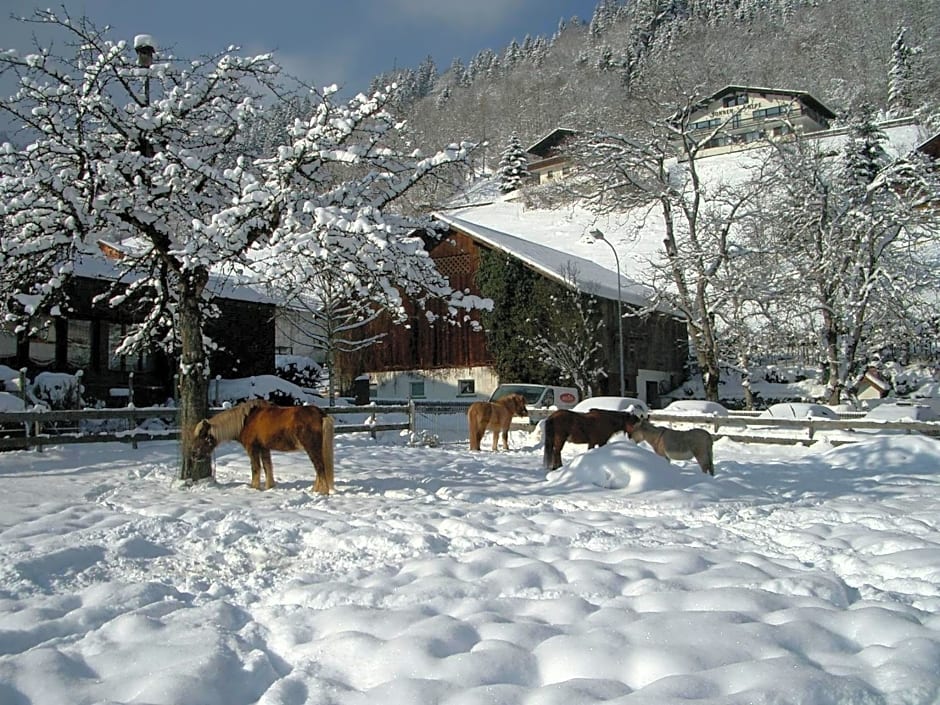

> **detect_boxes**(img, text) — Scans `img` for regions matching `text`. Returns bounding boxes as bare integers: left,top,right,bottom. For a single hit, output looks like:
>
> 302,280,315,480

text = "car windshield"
492,385,544,404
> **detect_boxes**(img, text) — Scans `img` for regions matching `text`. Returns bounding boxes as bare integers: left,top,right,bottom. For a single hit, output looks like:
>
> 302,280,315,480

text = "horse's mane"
202,399,269,442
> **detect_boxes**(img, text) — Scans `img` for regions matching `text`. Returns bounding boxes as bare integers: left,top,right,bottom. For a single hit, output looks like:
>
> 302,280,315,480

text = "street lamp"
134,34,155,105
590,229,625,396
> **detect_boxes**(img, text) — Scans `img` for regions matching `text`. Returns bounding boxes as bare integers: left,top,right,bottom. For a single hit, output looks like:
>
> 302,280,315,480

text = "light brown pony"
625,416,714,476
542,408,635,470
192,399,336,493
467,393,528,451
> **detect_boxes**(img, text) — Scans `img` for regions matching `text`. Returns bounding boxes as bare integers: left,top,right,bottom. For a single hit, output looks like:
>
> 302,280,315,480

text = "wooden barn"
336,201,688,407
0,248,277,407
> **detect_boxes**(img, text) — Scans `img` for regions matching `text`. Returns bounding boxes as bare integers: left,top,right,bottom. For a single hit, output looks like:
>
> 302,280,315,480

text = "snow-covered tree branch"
0,11,472,481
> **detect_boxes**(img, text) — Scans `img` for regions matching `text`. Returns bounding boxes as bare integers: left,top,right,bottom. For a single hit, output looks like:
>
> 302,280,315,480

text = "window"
28,318,56,365
692,118,721,131
0,325,18,360
409,381,426,398
752,105,787,119
722,93,747,108
458,379,475,396
107,322,155,373
67,320,92,368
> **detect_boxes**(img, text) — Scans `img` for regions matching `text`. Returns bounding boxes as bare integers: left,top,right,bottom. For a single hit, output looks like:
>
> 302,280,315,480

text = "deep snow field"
1,426,940,705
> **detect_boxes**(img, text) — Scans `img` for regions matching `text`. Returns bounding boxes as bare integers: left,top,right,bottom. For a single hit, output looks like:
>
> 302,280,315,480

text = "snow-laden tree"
748,114,940,402
888,24,922,118
531,265,607,398
565,91,765,401
496,135,530,193
0,11,470,483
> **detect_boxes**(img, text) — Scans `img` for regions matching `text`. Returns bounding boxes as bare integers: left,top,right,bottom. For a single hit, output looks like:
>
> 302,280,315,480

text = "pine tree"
888,24,921,116
496,135,530,193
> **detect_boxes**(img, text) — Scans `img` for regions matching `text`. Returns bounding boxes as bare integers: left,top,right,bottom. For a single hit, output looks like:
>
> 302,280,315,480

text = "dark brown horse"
192,399,336,493
542,409,636,470
625,416,714,475
468,393,528,451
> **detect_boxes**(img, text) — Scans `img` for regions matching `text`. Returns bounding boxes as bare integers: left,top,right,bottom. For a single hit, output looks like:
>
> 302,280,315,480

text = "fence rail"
0,404,413,451
1,402,938,452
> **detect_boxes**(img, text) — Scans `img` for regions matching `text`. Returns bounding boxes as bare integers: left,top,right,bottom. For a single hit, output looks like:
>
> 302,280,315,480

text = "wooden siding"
339,230,492,377
337,227,688,395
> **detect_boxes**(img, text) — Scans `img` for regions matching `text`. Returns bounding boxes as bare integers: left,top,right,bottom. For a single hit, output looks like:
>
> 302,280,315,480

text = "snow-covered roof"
436,118,930,320
525,127,579,157
436,201,670,311
71,247,280,306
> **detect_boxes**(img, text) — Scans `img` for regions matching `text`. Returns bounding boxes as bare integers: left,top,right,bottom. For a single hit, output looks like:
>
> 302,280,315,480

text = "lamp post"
134,34,155,105
590,229,625,396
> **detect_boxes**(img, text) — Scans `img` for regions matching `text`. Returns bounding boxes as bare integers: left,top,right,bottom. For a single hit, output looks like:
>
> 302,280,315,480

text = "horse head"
622,412,641,437
509,393,528,417
191,419,218,458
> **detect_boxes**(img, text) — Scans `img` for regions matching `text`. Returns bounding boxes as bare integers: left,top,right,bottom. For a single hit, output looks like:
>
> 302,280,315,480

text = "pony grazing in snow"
542,408,636,470
467,393,528,451
625,416,715,476
192,399,335,493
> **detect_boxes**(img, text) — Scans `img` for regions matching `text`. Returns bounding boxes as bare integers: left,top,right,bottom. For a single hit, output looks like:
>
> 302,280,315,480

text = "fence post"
128,372,138,449
408,399,416,437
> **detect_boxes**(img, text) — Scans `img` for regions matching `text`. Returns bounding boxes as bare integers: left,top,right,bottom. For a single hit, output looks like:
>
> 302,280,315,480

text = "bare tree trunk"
178,270,212,483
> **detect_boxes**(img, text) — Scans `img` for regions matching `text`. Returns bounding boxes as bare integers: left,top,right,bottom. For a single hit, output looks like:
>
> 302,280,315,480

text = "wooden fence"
0,404,413,451
1,402,938,452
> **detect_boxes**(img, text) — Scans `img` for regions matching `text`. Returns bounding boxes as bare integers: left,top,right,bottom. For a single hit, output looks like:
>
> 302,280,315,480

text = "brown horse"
542,408,635,470
625,416,714,475
468,393,528,451
192,399,336,493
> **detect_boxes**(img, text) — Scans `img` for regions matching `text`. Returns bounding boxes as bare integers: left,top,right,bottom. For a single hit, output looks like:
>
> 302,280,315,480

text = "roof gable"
690,85,837,121
525,127,579,157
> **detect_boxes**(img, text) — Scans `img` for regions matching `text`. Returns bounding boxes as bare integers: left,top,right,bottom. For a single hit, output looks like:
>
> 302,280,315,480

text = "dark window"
67,319,92,368
107,322,155,373
458,379,475,395
28,317,56,366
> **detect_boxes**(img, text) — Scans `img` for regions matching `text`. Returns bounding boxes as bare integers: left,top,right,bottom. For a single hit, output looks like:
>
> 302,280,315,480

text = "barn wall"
339,226,689,402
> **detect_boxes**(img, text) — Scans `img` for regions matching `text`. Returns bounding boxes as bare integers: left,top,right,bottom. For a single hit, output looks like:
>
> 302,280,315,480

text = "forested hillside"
373,0,938,166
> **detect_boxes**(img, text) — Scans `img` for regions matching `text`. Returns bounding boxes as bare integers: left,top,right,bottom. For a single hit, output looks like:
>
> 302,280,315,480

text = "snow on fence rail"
1,403,938,452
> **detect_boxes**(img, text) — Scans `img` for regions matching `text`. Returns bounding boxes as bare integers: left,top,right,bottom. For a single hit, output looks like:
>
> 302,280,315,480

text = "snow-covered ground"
2,425,940,704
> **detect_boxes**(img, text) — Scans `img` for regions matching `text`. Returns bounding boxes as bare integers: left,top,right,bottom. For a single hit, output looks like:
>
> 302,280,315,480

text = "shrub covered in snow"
275,355,325,392
31,371,83,410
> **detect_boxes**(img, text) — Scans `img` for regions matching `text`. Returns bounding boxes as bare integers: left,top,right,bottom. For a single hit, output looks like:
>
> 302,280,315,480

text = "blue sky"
2,1,599,95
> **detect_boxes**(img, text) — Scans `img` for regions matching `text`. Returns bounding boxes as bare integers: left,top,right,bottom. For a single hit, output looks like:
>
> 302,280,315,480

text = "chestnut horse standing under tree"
542,408,636,470
191,399,335,493
467,393,528,451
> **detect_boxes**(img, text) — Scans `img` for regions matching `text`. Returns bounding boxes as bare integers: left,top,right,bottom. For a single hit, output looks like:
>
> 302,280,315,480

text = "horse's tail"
322,414,335,491
468,404,483,451
704,431,715,476
542,415,555,470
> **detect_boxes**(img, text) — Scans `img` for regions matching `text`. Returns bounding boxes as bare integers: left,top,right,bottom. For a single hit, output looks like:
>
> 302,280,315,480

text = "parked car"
572,396,650,418
863,402,938,422
661,399,729,417
758,402,838,419
489,383,579,409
